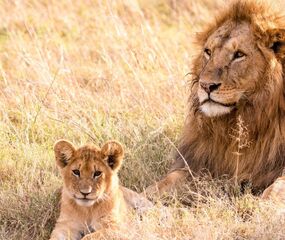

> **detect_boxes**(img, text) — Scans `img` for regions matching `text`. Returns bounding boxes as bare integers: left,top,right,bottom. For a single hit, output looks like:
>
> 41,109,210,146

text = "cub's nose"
200,82,221,93
80,186,92,197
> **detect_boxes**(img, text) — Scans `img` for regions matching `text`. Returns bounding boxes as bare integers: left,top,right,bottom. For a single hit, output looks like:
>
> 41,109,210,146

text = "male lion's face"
54,140,124,207
197,21,267,117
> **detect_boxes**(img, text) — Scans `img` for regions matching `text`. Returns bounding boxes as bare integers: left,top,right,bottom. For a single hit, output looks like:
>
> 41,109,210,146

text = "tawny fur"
50,140,128,240
262,176,285,202
147,0,285,196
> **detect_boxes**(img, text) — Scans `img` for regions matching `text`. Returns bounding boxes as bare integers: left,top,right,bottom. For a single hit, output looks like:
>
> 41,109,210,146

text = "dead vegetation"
0,0,285,239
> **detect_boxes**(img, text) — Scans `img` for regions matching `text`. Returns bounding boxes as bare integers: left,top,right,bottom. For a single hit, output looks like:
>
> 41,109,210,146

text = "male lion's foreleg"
121,186,153,211
261,176,285,204
144,169,189,198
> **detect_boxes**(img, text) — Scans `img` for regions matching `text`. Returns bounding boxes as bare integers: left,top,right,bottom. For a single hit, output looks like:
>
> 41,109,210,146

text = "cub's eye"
93,171,102,178
204,48,211,58
233,51,246,59
72,169,80,177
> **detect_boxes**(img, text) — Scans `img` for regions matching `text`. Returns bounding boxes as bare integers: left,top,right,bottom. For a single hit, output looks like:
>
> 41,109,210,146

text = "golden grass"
1,0,285,239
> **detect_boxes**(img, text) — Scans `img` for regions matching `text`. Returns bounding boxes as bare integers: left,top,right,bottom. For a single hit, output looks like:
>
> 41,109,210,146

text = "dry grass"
0,0,285,239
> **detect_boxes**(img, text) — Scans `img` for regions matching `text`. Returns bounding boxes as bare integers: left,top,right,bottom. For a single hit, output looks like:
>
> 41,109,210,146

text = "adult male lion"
147,0,285,197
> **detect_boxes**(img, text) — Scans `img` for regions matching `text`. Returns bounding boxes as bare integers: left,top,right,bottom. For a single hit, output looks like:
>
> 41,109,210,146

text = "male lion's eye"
72,169,80,177
233,50,246,59
204,48,211,57
93,171,102,178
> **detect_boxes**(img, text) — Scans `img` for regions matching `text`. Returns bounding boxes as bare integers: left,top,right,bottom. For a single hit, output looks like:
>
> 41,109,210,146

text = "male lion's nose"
200,82,221,93
80,186,92,197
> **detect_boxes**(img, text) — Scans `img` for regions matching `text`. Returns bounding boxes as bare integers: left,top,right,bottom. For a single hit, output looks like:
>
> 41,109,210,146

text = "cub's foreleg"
49,220,83,240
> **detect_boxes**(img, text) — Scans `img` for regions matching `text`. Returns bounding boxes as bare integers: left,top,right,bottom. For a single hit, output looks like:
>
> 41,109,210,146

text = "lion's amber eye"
93,171,102,178
233,50,246,59
72,169,80,177
204,48,211,57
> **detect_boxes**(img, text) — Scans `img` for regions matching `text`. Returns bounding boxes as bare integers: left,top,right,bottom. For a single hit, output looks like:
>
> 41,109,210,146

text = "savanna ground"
1,0,285,239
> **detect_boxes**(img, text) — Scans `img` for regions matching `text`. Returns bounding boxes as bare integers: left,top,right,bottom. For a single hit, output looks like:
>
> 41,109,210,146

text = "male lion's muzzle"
200,82,221,94
197,80,238,117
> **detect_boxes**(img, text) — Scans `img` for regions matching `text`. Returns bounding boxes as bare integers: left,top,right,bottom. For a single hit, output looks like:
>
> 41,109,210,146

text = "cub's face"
195,21,283,117
54,140,124,207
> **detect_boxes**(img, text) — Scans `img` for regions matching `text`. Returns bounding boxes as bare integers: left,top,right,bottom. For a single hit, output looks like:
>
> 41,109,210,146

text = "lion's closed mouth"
201,99,236,108
75,197,95,202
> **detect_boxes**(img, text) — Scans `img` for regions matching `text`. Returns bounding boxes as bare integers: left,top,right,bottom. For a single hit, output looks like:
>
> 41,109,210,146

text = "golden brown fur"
147,0,285,196
50,140,128,240
262,176,285,202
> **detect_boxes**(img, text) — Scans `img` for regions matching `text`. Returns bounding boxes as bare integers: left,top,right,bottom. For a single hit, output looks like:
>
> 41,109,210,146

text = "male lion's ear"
101,141,124,171
266,29,285,61
54,140,76,168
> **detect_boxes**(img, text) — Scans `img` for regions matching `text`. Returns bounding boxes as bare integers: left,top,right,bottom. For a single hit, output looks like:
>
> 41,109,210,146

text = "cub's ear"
54,140,76,168
266,29,285,61
101,141,124,171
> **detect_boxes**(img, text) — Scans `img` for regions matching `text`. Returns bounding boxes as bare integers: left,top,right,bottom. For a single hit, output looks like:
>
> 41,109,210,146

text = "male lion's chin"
200,101,234,117
74,198,96,207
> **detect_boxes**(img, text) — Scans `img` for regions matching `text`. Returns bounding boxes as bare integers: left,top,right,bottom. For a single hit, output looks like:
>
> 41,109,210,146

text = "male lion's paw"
143,184,161,201
121,186,153,213
132,194,154,214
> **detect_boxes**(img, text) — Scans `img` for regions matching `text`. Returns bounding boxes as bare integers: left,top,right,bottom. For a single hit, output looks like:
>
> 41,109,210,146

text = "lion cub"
50,139,128,240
